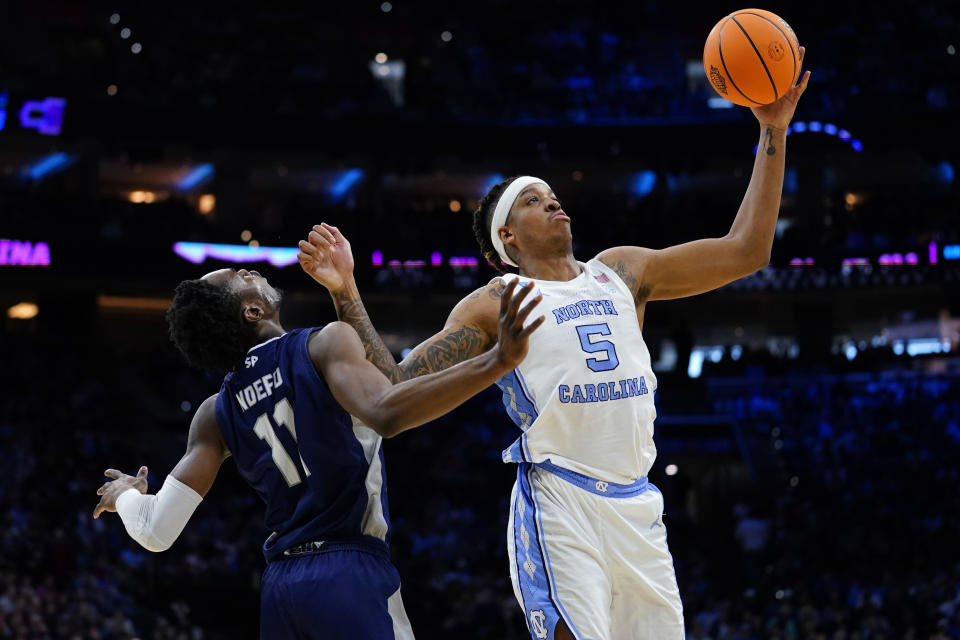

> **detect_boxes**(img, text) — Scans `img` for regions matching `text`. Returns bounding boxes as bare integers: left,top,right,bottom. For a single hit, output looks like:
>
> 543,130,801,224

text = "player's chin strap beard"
490,176,550,269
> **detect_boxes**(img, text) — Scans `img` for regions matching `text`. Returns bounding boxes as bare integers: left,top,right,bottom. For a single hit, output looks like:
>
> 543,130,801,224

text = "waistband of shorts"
271,536,389,562
535,460,650,498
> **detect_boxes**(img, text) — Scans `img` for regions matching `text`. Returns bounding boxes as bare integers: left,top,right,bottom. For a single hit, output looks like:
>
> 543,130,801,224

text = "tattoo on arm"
764,128,776,156
398,324,488,379
332,283,495,383
609,261,649,305
488,280,506,300
332,289,402,383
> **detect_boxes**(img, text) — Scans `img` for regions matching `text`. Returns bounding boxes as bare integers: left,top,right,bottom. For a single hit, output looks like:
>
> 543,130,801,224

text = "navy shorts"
260,543,414,639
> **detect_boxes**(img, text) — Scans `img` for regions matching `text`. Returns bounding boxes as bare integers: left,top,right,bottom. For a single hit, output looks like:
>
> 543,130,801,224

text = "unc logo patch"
709,65,728,95
529,610,548,639
595,480,609,493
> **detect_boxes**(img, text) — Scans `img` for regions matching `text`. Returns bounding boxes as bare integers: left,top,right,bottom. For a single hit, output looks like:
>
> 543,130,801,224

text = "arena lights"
20,97,66,135
838,244,942,267
328,169,365,202
878,252,919,265
944,245,960,261
753,121,862,154
631,171,656,197
687,346,724,378
937,162,955,184
0,239,51,266
7,303,38,320
128,190,160,204
198,194,216,215
1,92,67,136
789,257,815,266
177,163,214,191
371,251,480,268
173,242,299,267
22,153,76,182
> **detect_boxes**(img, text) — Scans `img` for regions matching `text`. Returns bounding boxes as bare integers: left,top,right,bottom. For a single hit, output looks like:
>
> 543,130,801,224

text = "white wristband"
116,475,203,552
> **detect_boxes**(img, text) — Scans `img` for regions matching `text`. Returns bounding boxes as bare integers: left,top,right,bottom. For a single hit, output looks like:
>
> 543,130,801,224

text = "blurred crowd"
1,323,959,639
4,1,958,129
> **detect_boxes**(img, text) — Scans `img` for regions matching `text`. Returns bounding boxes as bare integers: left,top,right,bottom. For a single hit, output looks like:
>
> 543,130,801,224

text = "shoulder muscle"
596,247,652,304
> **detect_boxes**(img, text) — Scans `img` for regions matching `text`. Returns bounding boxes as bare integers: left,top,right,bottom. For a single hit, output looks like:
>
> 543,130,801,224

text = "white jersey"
498,259,658,484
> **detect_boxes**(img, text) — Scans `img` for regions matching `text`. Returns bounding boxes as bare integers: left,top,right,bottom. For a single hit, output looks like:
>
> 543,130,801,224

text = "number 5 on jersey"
253,397,312,487
576,323,620,372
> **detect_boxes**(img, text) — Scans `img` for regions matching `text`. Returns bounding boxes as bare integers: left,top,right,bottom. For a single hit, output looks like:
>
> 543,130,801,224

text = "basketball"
703,9,800,107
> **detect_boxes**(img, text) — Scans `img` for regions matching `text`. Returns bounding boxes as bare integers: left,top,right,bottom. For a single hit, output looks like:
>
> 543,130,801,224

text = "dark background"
1,1,959,638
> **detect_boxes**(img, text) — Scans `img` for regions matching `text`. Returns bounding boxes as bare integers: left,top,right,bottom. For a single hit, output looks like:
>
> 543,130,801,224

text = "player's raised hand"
297,223,355,292
494,279,545,369
93,466,148,519
751,46,810,132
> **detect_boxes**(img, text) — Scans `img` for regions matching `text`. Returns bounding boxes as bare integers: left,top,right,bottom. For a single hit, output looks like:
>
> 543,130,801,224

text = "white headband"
490,176,549,268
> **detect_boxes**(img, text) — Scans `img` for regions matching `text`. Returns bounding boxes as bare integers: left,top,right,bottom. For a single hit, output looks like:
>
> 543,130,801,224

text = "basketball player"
92,255,544,639
298,59,809,640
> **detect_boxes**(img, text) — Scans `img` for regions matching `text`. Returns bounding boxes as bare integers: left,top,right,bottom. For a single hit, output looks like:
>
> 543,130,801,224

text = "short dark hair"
472,175,520,274
166,279,258,371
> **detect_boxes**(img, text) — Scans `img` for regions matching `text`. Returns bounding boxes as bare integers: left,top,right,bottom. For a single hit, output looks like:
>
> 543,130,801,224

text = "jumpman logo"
650,513,664,529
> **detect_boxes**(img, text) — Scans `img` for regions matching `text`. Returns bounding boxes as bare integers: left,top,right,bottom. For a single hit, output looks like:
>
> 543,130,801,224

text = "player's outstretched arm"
598,51,811,303
310,279,544,437
298,223,502,382
92,396,230,552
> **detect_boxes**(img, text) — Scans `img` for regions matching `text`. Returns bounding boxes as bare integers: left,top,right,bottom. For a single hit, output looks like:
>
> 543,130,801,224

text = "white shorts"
506,462,684,640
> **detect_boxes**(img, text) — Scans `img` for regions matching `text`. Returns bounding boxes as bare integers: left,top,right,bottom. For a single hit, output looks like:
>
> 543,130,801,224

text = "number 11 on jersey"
253,397,312,487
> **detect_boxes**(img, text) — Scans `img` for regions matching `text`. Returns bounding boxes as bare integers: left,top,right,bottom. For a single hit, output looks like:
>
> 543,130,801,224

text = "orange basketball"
703,9,800,107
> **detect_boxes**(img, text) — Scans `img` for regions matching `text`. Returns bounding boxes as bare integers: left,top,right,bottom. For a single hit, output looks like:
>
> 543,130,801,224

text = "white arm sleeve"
115,475,203,552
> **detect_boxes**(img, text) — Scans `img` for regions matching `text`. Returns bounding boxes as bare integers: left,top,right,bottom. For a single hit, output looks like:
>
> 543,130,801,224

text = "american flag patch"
595,273,610,283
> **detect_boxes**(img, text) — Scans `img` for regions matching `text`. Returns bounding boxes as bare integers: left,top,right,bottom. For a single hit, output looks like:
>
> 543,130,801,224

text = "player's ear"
498,226,515,246
242,302,264,324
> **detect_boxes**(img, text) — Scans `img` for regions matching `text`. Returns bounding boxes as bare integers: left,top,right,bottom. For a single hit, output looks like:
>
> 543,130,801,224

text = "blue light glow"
18,97,66,135
177,163,214,191
481,173,504,196
758,123,863,154
944,244,960,260
906,338,946,357
328,168,365,202
172,242,299,267
707,97,735,109
23,152,76,181
784,168,798,194
688,346,723,378
937,161,955,184
631,170,657,197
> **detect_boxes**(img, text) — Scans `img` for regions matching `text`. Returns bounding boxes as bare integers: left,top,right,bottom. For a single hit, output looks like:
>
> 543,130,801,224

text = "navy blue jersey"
214,328,391,563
